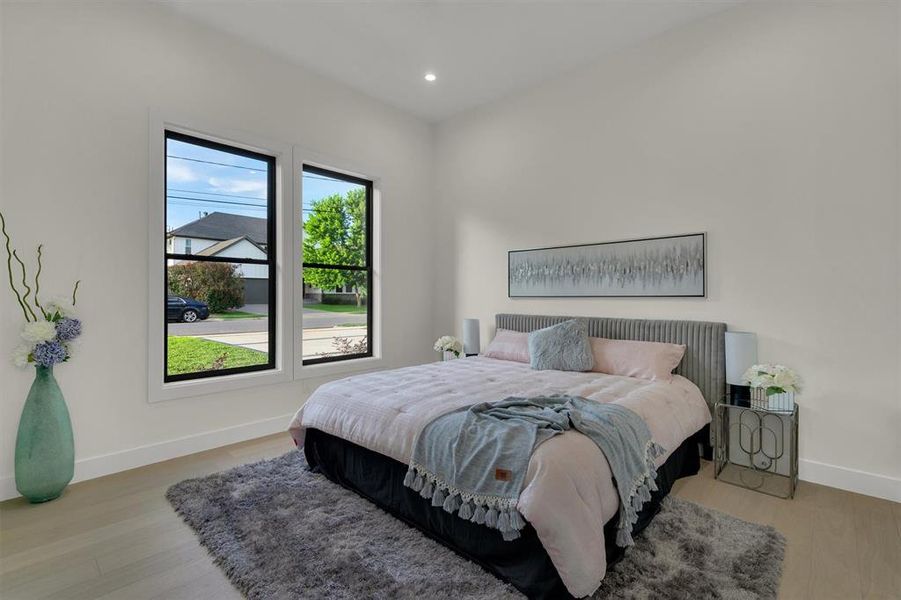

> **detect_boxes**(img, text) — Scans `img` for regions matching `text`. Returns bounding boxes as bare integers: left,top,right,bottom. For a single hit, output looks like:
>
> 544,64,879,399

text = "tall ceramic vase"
14,366,74,503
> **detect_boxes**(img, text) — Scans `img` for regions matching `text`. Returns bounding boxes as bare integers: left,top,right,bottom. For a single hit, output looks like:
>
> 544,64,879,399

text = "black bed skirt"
304,428,702,600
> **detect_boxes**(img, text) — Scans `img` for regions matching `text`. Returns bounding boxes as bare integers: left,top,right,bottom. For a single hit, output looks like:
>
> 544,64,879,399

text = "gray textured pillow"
528,319,595,372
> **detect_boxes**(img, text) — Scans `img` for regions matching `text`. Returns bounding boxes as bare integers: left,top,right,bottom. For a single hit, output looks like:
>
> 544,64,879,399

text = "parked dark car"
167,295,210,323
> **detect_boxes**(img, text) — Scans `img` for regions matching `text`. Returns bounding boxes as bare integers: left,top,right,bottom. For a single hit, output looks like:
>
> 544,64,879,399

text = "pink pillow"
483,329,530,364
589,337,686,382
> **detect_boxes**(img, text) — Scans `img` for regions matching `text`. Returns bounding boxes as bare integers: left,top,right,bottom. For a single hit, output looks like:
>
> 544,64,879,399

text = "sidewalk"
200,325,367,358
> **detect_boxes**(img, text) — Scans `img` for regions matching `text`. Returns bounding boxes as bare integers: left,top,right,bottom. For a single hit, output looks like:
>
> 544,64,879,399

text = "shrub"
321,294,367,306
168,262,244,312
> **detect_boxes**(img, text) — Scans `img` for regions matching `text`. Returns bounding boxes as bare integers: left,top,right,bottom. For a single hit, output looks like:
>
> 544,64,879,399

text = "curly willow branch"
0,211,32,322
12,249,38,321
33,244,47,319
72,280,81,306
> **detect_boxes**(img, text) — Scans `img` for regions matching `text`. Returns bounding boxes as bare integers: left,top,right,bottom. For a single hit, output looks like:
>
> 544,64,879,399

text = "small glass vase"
14,366,75,503
750,387,795,414
442,351,458,361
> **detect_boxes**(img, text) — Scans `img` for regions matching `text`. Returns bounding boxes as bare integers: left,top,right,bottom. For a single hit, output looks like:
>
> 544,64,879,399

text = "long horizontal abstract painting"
508,233,705,298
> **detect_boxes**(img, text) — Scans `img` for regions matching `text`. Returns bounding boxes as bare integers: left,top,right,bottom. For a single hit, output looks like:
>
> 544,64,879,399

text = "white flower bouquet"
741,364,802,395
433,335,463,359
742,363,801,413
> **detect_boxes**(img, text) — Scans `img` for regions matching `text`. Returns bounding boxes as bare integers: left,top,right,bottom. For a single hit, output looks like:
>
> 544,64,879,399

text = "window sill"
149,366,292,403
295,356,385,381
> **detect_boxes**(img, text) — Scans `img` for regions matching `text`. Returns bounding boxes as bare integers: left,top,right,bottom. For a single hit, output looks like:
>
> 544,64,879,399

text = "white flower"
46,296,75,318
773,367,801,393
743,363,801,394
11,344,33,368
21,320,57,343
434,335,463,355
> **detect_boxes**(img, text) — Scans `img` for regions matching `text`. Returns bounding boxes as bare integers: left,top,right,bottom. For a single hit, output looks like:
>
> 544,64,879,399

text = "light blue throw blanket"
403,395,664,545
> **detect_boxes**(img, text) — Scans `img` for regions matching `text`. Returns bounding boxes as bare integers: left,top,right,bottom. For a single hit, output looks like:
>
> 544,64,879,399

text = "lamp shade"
463,319,480,355
725,331,758,386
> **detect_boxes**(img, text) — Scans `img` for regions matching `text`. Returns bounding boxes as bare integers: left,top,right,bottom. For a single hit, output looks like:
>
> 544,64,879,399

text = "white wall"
0,2,435,496
434,2,901,499
2,1,898,503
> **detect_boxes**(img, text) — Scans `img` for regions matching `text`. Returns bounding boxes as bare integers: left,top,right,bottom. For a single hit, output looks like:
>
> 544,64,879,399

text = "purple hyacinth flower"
55,317,82,341
32,340,68,367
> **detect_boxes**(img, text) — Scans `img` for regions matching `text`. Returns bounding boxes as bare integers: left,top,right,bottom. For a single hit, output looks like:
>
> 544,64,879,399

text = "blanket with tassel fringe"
404,395,665,545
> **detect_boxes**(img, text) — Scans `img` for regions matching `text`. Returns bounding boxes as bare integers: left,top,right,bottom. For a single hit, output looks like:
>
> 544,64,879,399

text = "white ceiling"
161,1,738,122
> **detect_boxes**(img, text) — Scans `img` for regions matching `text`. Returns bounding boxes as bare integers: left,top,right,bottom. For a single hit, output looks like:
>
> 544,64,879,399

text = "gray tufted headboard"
495,313,726,415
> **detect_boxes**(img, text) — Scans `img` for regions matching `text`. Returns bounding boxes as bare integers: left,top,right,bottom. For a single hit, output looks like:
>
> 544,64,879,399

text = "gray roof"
168,212,267,245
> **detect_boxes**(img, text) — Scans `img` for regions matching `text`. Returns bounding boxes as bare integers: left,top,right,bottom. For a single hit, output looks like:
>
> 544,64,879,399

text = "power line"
166,195,356,216
167,188,265,202
167,202,266,214
166,194,265,209
165,156,356,185
167,155,264,172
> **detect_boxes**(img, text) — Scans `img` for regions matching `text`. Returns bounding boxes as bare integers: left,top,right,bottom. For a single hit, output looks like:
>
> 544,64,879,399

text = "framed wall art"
508,233,705,298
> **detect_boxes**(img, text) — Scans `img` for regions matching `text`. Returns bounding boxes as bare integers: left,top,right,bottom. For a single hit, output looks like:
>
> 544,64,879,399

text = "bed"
289,314,726,599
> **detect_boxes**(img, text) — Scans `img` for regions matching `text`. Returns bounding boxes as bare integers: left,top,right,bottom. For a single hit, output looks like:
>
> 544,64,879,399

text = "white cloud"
208,177,266,197
167,160,199,183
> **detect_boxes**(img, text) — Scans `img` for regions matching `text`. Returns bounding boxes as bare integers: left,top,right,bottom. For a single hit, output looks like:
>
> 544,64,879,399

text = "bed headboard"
495,313,726,413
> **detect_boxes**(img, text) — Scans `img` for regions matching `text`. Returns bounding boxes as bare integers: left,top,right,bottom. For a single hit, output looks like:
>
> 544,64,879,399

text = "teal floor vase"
15,366,74,503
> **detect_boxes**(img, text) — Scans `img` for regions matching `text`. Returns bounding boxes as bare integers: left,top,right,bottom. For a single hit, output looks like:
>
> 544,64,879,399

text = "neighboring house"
302,281,359,305
167,212,270,304
168,211,356,305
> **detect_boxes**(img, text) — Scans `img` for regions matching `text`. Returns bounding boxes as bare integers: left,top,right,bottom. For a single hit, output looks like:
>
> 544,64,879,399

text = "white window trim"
147,110,294,402
293,146,383,380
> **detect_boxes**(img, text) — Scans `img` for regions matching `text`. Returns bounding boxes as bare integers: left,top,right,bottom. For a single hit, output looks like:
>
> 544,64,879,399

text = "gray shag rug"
167,451,784,600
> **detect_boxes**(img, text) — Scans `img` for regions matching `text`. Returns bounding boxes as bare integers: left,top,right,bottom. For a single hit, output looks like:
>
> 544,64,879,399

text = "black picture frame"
508,232,706,298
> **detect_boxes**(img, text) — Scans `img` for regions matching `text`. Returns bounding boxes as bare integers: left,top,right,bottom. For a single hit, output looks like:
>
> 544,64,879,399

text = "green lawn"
210,310,266,320
167,336,267,376
304,303,366,314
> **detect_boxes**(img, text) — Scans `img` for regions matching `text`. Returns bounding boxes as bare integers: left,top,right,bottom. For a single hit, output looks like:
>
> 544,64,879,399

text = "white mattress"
289,356,710,597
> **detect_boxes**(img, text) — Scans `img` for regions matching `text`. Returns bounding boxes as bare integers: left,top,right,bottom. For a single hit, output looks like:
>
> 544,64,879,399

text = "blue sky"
166,138,362,232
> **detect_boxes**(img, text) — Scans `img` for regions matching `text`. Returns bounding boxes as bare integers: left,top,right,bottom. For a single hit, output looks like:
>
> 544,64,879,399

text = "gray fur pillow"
528,319,594,372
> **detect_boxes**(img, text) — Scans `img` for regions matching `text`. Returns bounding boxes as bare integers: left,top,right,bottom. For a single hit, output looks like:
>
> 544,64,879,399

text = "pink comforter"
288,357,710,597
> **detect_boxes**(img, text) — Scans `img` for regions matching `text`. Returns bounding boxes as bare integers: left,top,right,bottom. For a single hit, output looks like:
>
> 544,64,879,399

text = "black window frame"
163,130,277,383
302,164,373,366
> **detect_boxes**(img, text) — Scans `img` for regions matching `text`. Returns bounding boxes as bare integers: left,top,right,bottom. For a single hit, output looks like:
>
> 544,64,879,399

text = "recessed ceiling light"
424,72,437,82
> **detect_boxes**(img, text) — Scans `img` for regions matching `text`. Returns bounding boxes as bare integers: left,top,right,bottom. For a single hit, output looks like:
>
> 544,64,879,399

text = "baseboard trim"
0,413,293,502
799,459,900,503
4,424,897,504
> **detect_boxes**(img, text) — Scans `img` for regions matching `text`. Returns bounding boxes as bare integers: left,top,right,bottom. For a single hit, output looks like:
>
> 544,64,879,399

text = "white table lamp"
463,319,480,356
725,331,758,386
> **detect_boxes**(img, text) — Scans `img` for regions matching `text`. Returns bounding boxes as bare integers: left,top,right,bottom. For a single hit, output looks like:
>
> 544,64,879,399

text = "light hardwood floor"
1,434,898,600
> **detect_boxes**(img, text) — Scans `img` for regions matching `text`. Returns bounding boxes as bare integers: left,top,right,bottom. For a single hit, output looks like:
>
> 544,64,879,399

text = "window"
301,165,372,364
164,130,276,382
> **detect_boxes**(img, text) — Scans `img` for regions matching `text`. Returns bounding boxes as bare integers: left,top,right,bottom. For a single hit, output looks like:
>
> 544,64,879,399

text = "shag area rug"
167,451,785,600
